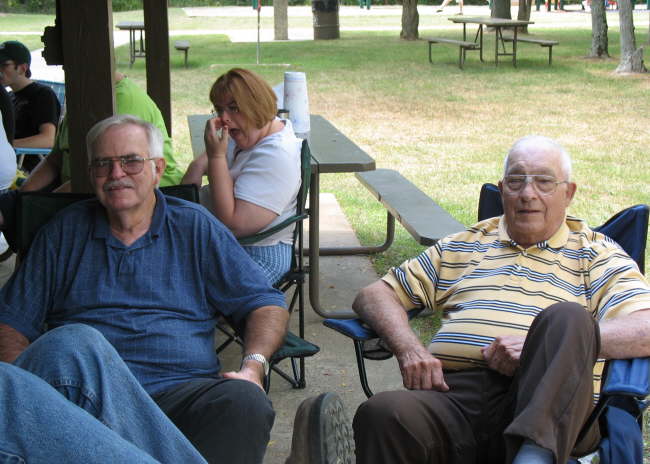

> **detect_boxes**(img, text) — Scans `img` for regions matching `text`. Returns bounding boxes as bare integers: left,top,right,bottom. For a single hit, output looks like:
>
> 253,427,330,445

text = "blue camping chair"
324,183,650,463
14,80,65,169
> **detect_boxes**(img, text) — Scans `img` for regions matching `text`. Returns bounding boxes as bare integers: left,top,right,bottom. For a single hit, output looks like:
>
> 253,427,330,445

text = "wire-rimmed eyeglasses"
502,174,568,195
89,155,156,178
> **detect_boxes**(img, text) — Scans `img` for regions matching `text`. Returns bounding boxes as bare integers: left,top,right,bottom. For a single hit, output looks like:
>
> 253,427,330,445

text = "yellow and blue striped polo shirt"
382,215,650,397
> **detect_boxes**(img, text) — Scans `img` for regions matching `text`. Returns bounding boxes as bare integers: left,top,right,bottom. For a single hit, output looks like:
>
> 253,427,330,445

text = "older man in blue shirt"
0,114,289,463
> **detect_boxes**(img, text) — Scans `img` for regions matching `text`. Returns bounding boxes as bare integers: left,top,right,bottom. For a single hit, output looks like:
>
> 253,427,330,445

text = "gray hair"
504,135,572,181
86,114,164,163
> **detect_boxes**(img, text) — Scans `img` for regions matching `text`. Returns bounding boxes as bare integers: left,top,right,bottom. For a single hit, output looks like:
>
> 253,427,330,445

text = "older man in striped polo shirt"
352,135,650,464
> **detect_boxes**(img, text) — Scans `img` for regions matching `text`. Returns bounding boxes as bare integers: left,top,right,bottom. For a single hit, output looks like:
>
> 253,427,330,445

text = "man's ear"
17,63,29,76
565,182,577,206
153,157,166,183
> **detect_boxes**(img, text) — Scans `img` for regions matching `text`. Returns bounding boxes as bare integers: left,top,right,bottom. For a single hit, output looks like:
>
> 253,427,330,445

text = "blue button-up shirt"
0,190,287,395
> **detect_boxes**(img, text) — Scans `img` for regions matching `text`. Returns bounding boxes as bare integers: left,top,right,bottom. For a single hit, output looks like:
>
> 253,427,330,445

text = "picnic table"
186,114,376,319
447,16,533,67
116,21,146,67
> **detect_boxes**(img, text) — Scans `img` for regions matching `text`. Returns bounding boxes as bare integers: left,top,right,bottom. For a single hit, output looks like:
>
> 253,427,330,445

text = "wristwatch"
242,353,270,377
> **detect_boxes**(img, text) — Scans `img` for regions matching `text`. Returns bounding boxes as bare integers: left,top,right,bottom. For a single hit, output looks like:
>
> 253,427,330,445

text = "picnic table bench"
502,36,559,65
174,40,191,67
356,169,465,246
426,37,480,69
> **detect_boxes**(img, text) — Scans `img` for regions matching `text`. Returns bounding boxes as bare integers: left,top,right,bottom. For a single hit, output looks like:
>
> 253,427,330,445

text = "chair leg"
353,340,374,398
271,362,301,388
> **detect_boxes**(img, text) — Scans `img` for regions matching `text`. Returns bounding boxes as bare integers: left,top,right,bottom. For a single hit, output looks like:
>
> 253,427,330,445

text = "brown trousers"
353,303,601,464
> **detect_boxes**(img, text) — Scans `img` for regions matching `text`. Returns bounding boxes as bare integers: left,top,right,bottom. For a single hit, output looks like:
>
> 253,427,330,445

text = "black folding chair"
217,140,320,392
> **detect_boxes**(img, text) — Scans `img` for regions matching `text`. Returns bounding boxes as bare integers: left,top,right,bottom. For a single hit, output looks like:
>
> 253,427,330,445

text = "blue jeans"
2,324,206,464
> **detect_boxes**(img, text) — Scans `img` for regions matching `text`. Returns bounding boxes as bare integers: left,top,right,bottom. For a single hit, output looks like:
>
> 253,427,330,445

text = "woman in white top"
183,68,301,285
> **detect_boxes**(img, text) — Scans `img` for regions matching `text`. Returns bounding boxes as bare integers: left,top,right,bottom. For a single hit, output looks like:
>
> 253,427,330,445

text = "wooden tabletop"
448,16,533,26
187,113,376,174
307,115,375,174
116,21,145,30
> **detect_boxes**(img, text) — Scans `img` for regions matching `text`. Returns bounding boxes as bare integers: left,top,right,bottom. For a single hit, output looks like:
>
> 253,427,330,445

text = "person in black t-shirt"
0,40,60,165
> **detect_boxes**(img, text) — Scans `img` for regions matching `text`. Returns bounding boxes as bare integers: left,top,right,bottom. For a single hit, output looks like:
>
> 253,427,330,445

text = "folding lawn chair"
215,139,320,392
323,183,650,463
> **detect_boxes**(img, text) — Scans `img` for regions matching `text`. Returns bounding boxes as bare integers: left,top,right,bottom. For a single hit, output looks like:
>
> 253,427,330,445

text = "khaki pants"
353,303,601,464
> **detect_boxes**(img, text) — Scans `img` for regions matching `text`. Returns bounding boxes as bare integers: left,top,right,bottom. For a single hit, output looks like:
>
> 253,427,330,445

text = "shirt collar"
497,215,570,250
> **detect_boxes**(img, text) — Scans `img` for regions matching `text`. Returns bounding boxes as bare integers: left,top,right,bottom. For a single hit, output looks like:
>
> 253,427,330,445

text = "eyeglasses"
212,103,240,117
89,155,155,177
502,174,568,195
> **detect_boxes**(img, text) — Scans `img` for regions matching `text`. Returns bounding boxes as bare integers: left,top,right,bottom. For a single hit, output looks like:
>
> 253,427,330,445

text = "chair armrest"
323,318,377,341
238,213,307,246
14,148,51,156
323,308,425,342
602,357,650,398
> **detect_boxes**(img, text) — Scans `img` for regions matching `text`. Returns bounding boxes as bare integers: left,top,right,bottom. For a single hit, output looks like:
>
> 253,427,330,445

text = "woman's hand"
204,116,229,160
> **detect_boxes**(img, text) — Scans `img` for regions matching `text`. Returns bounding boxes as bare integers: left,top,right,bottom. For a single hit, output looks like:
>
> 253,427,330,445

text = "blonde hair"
209,68,277,131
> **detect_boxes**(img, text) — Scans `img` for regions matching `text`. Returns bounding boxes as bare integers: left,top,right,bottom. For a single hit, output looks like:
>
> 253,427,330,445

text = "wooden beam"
143,0,172,135
59,0,115,193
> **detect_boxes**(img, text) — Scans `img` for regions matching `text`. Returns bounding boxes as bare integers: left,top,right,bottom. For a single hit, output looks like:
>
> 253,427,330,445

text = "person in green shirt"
21,72,183,192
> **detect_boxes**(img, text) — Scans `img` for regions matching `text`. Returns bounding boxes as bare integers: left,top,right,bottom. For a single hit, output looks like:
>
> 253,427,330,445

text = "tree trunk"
400,0,419,40
588,0,609,57
616,0,647,72
492,0,512,19
517,0,532,33
274,0,289,40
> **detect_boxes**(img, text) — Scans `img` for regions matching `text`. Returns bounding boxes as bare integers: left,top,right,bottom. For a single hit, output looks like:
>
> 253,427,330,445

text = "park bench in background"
502,36,559,65
356,169,465,247
174,40,191,68
426,37,479,69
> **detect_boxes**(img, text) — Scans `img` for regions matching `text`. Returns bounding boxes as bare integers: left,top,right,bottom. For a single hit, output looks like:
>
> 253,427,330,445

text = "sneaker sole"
308,392,355,464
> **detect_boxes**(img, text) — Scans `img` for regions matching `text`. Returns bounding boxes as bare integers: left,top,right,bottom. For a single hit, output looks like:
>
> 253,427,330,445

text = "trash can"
312,0,340,40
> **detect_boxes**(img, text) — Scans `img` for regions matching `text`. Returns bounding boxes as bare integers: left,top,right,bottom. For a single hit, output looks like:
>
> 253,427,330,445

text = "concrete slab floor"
220,193,405,463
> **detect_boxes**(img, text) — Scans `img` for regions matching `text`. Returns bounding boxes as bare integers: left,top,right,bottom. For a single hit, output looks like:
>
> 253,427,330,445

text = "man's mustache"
103,180,135,191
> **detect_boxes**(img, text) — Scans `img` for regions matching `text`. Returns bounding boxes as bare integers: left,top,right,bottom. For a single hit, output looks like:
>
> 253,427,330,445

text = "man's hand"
396,345,449,392
353,281,449,391
481,335,526,376
222,361,265,391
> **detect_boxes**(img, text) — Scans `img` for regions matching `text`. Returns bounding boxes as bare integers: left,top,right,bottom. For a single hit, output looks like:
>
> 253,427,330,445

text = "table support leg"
319,212,394,256
308,171,356,319
495,26,500,66
129,30,135,67
479,25,484,62
513,27,518,67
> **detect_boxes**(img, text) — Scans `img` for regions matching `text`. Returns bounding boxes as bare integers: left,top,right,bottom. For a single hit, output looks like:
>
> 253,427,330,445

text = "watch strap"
242,353,270,377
